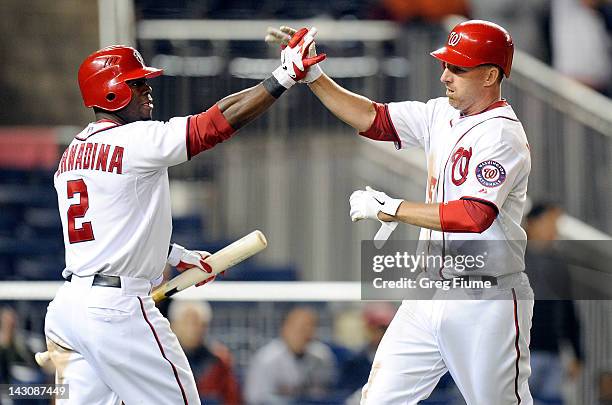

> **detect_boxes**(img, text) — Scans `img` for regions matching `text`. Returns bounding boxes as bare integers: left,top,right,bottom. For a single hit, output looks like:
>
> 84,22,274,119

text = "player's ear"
483,66,501,87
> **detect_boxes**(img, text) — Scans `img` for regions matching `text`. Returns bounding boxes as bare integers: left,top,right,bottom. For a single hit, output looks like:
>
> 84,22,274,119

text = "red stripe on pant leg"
138,297,188,405
512,288,522,404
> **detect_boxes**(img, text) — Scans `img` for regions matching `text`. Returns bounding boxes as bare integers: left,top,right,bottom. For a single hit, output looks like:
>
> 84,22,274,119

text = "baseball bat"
151,229,267,301
35,230,268,368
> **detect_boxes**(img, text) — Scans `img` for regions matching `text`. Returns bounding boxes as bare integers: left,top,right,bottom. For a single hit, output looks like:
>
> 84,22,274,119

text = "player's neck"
94,111,127,125
460,90,503,117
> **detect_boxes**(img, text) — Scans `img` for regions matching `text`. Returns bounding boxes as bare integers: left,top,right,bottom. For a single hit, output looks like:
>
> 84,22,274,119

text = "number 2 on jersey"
67,179,95,243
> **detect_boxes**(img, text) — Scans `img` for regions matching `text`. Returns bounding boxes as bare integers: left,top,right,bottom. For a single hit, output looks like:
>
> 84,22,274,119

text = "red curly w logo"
451,147,472,186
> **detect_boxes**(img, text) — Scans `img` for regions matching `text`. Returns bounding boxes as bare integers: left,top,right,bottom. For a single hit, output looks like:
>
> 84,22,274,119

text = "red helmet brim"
430,46,479,69
118,67,164,82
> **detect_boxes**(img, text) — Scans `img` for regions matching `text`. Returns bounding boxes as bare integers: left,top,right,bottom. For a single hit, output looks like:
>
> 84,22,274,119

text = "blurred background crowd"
0,0,611,404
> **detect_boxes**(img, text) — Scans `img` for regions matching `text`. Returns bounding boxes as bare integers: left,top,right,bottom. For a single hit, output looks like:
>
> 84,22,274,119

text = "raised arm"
307,74,376,132
216,85,277,130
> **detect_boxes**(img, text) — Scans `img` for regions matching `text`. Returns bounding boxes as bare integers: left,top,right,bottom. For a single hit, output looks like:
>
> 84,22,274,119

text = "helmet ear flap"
81,67,132,111
104,79,132,111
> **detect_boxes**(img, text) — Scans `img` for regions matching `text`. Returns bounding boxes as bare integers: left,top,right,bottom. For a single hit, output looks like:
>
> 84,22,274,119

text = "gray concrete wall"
0,0,99,125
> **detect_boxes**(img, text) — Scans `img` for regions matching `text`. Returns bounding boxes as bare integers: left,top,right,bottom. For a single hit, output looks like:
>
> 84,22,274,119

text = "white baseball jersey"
361,98,534,405
54,117,190,281
388,97,531,277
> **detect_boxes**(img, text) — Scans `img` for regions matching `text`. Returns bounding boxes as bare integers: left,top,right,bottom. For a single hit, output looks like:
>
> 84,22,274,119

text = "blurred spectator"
594,0,612,33
469,0,551,62
371,0,468,23
169,300,242,404
601,371,612,404
0,307,37,384
339,302,395,395
244,306,336,405
551,0,611,93
524,202,584,405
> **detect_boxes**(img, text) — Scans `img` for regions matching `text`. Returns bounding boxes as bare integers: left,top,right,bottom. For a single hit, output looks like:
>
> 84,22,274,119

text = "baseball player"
45,28,324,404
268,21,534,404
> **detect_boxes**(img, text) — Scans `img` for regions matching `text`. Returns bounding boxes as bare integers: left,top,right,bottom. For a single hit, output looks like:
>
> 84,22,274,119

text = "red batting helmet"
78,45,163,111
430,20,514,77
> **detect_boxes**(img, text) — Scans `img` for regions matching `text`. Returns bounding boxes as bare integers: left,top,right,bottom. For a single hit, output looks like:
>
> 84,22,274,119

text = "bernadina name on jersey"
56,142,124,176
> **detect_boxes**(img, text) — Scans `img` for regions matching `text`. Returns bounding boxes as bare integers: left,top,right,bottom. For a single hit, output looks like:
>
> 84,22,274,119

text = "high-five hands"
349,186,404,248
265,26,296,47
268,26,325,84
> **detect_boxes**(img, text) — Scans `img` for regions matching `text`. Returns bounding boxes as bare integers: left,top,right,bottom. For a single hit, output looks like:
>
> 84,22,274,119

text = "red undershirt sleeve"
439,199,498,233
186,104,236,159
359,102,400,143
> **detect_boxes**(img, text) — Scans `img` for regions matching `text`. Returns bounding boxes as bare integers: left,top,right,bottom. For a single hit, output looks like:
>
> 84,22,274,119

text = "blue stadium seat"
422,373,463,404
200,398,220,405
172,214,204,235
15,256,65,280
0,236,63,256
0,257,14,278
291,394,345,404
0,168,30,184
219,264,297,281
22,208,62,237
0,207,22,236
0,185,57,208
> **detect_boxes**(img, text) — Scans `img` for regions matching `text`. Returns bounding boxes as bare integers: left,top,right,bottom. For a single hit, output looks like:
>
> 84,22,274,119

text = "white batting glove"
349,186,403,222
167,243,211,273
266,26,324,84
167,243,216,287
273,27,325,84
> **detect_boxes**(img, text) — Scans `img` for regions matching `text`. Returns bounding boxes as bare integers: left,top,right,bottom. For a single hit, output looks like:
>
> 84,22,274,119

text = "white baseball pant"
44,275,200,404
361,281,534,405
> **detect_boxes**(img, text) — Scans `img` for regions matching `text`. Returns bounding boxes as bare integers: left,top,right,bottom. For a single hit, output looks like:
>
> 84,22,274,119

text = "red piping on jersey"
512,288,522,404
186,104,236,159
359,102,401,146
138,297,189,404
459,99,509,118
75,122,122,141
439,199,497,233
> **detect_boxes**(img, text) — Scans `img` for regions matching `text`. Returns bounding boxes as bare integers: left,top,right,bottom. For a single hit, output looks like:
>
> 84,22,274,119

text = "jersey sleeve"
127,117,189,171
387,99,435,149
456,137,529,210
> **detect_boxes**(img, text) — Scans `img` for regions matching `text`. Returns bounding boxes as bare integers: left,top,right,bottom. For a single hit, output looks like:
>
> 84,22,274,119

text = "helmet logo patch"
102,56,120,68
448,32,461,47
133,50,145,65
